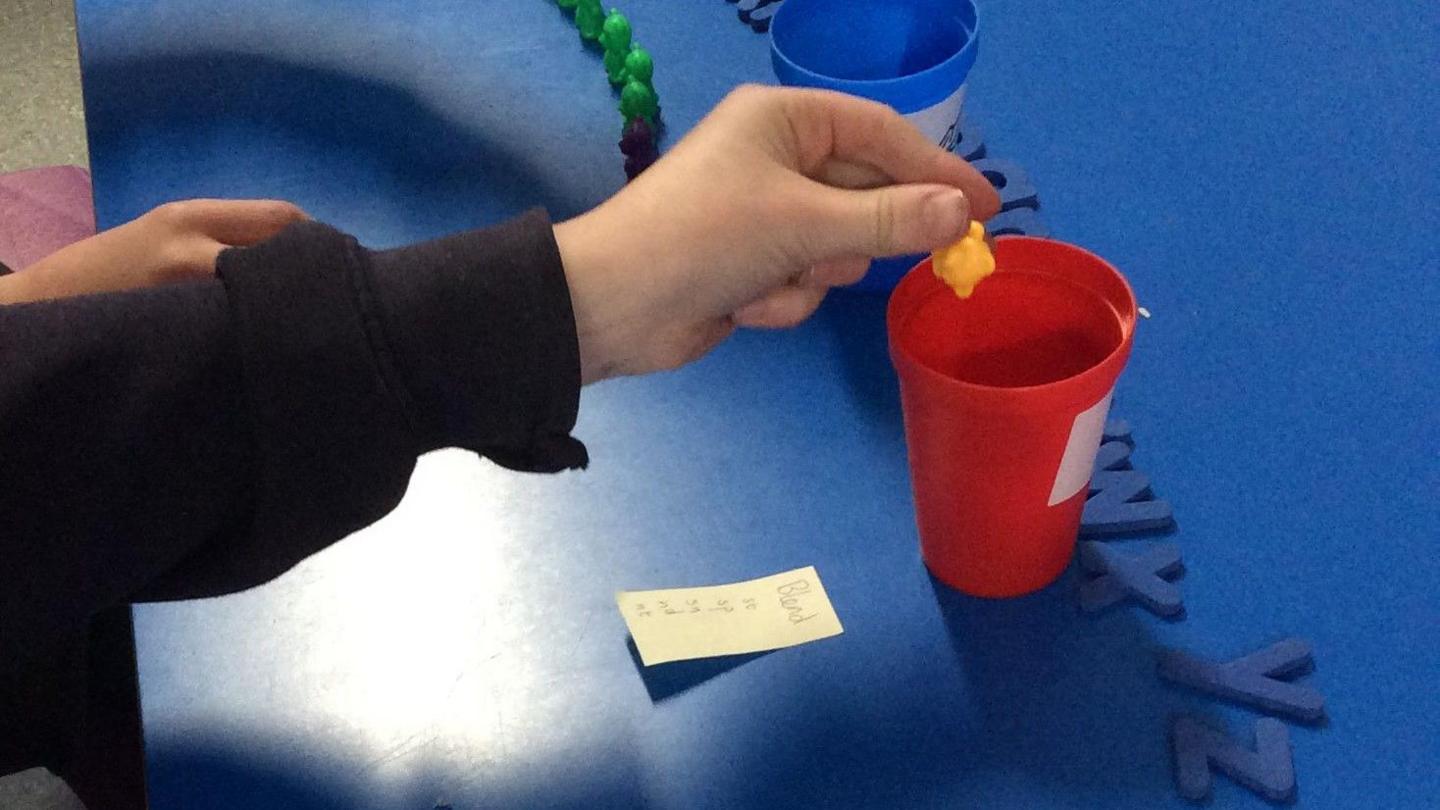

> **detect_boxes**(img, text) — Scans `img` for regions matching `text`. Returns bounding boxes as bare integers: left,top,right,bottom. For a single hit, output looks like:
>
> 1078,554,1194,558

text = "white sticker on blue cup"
1048,391,1114,506
903,84,967,149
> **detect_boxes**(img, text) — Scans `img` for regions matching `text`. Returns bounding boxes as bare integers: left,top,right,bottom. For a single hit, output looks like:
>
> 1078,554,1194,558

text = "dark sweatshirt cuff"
368,209,588,472
214,212,586,589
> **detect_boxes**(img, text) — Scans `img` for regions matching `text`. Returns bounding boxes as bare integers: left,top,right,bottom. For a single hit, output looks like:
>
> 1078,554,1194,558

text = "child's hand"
0,199,306,305
555,85,1001,383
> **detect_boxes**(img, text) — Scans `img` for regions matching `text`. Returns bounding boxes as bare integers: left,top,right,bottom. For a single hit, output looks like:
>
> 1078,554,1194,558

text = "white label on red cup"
1048,391,1114,506
904,84,967,149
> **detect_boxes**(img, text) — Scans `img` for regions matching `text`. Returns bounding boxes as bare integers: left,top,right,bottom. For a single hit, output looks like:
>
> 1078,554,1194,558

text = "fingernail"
925,189,970,243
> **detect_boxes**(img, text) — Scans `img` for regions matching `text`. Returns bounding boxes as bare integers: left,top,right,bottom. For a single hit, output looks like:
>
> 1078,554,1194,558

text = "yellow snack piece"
932,221,996,298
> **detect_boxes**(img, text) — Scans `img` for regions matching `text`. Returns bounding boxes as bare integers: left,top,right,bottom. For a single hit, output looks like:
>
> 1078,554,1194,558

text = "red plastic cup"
887,237,1138,597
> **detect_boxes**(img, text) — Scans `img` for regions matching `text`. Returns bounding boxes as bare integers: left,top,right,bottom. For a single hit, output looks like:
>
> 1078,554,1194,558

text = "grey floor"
0,768,86,810
1,2,93,804
1,0,90,173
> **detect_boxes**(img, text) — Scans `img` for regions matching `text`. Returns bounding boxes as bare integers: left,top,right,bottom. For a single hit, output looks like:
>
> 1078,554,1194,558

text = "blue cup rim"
770,0,980,113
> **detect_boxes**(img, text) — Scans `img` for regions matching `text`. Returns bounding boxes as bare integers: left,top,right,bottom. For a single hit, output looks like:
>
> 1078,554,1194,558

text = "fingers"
815,159,890,190
809,255,871,287
779,88,1000,219
803,181,972,259
681,316,737,366
151,199,309,246
733,284,828,329
169,236,229,276
732,256,866,329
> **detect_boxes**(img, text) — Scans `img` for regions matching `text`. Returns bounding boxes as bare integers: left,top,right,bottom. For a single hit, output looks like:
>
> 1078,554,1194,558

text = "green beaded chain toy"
556,1,661,180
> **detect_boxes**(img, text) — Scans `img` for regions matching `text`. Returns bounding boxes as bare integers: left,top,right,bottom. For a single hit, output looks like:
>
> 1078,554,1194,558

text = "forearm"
0,271,43,305
0,211,587,773
0,280,252,599
0,278,251,772
0,239,108,305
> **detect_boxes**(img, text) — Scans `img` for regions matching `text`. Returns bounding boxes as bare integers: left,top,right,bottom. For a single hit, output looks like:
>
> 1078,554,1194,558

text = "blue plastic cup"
771,0,980,292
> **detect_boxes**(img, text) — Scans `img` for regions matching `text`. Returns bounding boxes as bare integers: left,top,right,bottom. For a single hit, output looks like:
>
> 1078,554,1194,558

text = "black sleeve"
0,210,586,774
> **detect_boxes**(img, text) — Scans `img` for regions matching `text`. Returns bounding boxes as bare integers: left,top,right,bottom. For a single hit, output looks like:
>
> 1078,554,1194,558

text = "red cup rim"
887,236,1138,413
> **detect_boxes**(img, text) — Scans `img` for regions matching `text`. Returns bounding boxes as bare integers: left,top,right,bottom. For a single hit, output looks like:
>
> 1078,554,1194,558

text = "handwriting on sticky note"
617,566,844,666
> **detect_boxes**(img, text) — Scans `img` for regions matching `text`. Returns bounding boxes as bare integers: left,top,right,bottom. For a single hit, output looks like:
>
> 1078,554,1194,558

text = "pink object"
0,166,97,271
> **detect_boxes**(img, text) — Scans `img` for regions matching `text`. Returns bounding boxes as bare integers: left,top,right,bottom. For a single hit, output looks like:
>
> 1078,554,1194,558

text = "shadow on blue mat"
925,570,1176,801
815,290,906,430
79,50,596,235
145,731,650,810
146,739,361,810
625,637,772,703
687,568,1180,805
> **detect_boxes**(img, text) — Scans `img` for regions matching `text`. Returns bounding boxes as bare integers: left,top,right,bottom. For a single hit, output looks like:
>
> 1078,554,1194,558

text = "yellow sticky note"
616,566,844,666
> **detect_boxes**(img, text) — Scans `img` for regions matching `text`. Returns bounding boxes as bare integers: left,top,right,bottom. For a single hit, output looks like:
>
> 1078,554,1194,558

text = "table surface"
74,1,1439,807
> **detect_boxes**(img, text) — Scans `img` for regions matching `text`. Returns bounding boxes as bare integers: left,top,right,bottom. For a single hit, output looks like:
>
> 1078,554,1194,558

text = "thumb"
809,183,971,260
159,199,310,247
